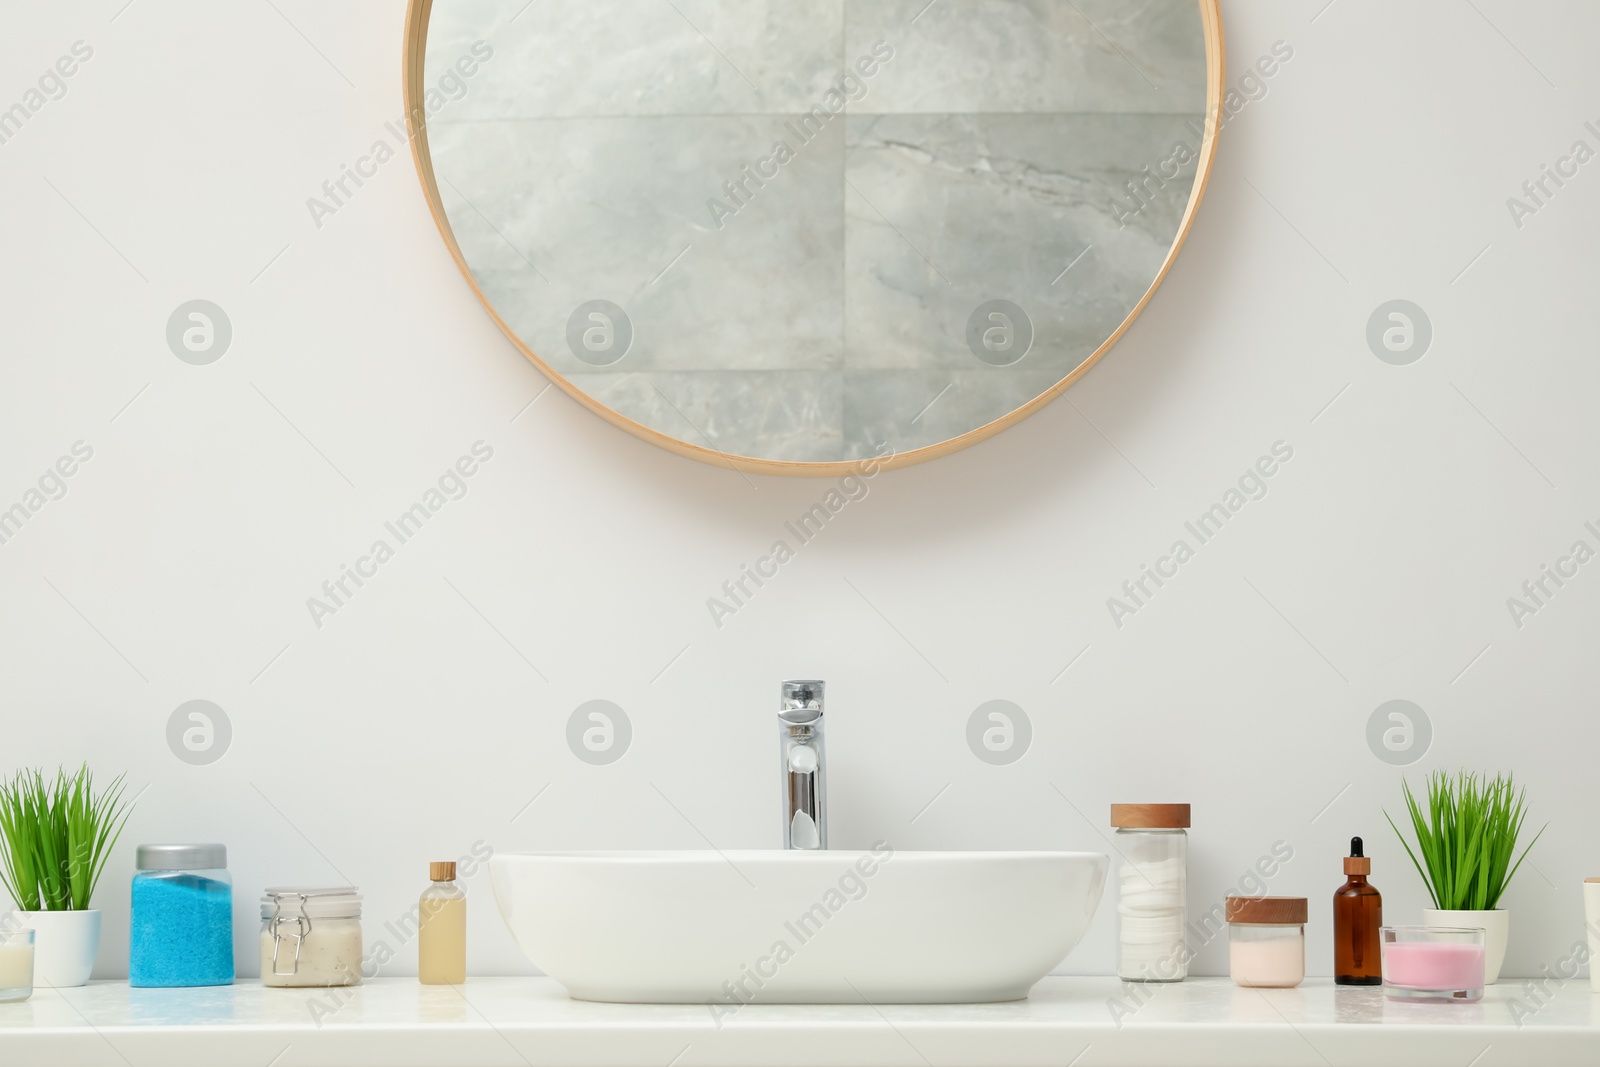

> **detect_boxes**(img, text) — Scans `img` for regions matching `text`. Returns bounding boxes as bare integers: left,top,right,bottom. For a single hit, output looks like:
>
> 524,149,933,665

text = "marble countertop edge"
3,977,1598,1067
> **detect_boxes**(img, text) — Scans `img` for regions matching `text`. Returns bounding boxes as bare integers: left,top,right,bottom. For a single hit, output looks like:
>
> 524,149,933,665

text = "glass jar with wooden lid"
1111,803,1190,982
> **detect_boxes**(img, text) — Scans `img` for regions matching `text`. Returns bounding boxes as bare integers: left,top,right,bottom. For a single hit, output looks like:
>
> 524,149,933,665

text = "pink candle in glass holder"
1384,942,1485,988
1380,926,1486,1001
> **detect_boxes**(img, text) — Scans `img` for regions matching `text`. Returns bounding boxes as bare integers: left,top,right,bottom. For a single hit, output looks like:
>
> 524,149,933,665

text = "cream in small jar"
260,887,363,988
1226,896,1307,988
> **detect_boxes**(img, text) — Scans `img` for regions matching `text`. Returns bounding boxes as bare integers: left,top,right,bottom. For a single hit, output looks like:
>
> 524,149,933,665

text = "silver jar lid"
136,844,227,870
260,886,362,919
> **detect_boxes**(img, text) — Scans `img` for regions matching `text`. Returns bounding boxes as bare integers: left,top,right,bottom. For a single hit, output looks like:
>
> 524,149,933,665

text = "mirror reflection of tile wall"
427,1,1208,462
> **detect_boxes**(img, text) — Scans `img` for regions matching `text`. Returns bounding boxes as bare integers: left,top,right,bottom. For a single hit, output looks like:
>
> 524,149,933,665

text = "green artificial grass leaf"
0,765,131,912
1387,770,1545,912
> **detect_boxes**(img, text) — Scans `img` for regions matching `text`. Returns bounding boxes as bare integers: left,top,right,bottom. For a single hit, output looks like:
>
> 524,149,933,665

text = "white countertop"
2,976,1597,1066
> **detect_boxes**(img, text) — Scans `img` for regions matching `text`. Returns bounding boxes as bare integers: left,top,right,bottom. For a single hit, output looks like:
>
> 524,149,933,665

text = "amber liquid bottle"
1333,837,1382,985
419,861,467,985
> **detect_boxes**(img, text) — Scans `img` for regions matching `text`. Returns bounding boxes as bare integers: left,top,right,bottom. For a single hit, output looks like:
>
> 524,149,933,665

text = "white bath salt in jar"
1226,896,1307,988
260,887,363,988
1111,803,1190,982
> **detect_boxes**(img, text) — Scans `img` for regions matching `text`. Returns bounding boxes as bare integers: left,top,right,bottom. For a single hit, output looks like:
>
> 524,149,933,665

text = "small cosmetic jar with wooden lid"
1226,896,1307,988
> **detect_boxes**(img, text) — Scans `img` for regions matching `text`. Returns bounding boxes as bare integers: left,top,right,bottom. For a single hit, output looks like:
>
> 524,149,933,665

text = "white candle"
1586,879,1600,995
0,943,34,991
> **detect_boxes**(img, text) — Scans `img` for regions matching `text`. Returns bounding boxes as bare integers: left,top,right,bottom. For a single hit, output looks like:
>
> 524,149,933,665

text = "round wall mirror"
404,0,1222,475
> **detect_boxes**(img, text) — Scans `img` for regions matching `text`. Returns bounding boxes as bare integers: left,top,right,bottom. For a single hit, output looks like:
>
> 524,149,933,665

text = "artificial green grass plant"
0,765,130,911
1386,770,1545,911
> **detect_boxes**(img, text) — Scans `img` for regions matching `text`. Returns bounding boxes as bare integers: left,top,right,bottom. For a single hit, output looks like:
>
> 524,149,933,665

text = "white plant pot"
1423,908,1508,985
17,910,102,988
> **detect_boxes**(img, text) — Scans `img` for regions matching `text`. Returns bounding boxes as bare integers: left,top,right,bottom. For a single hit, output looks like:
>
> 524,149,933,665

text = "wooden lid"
1111,803,1191,828
1227,896,1307,924
430,861,456,881
1344,856,1371,875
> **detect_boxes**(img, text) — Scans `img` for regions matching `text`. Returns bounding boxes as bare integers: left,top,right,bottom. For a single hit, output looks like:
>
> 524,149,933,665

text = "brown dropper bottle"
1333,836,1382,985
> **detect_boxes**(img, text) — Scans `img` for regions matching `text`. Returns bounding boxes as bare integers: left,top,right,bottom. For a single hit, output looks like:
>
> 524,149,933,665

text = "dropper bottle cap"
430,861,457,882
1343,836,1370,876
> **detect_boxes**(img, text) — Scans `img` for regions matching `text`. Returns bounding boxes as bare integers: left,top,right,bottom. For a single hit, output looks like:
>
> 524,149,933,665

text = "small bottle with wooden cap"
1226,896,1307,988
1111,803,1190,982
1333,836,1382,985
419,862,466,985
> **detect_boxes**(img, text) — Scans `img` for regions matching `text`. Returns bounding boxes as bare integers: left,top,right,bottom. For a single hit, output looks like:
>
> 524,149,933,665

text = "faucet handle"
779,679,825,722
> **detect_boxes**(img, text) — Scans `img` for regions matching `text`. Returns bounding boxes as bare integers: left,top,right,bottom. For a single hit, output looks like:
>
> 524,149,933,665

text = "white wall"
2,0,1597,990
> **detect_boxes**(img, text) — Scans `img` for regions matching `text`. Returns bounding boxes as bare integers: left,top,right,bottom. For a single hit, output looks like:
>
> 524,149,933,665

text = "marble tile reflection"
844,367,1068,460
426,0,844,118
430,115,845,377
571,371,844,462
847,0,1206,114
422,1,1211,462
844,112,1202,378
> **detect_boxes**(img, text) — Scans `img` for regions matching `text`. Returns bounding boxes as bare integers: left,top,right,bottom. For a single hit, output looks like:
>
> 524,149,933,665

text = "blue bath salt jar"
129,844,234,987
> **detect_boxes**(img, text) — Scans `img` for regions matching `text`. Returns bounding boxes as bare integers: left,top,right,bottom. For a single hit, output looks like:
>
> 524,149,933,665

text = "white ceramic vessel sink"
490,847,1108,1004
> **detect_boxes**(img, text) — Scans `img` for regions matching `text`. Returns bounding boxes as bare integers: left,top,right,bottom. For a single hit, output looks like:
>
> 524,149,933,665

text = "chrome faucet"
778,680,826,849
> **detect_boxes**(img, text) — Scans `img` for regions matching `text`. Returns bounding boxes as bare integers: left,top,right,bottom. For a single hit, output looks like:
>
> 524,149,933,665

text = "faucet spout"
779,680,826,850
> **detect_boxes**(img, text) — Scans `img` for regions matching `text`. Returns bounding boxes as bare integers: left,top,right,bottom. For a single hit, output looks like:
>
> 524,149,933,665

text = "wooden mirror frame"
402,0,1225,477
